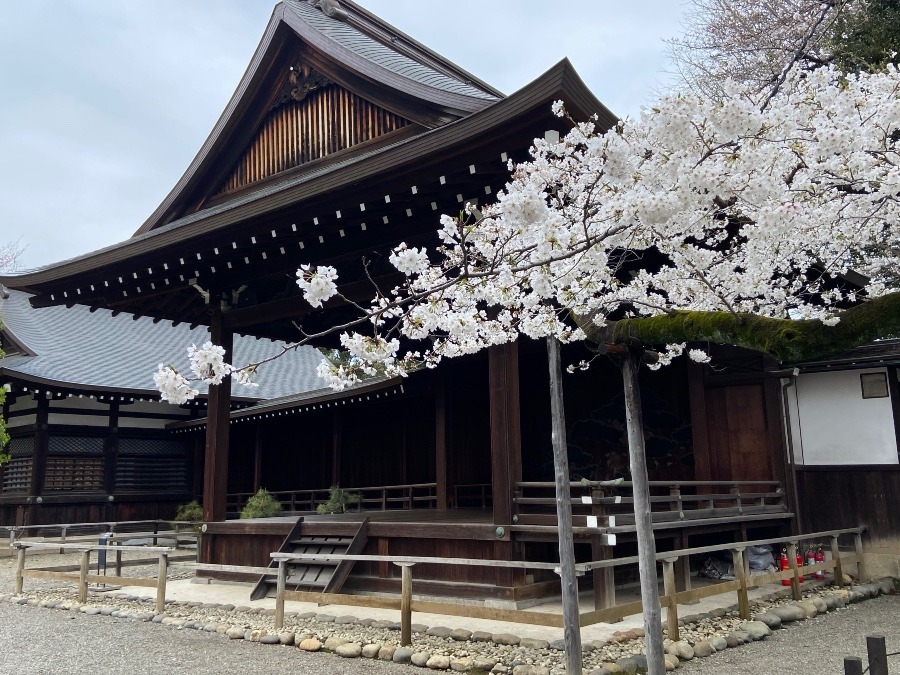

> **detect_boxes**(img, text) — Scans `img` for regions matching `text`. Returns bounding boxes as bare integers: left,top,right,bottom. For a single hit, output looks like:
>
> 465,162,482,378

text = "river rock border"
3,577,897,674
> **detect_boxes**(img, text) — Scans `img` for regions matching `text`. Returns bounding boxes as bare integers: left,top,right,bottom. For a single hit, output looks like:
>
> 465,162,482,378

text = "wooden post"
866,635,888,675
331,409,342,486
732,547,750,620
547,337,583,675
115,549,123,577
103,402,119,499
397,562,414,647
15,547,25,595
853,531,867,582
675,533,693,598
78,550,90,604
201,310,233,524
831,535,844,586
275,560,286,630
662,558,679,641
156,553,168,614
29,396,50,499
592,541,616,614
620,350,666,675
253,427,263,494
488,341,522,527
844,657,864,675
434,372,449,510
787,542,801,600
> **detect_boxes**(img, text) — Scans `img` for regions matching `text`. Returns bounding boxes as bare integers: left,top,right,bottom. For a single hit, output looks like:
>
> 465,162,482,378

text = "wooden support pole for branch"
662,558,679,641
546,336,583,675
831,535,844,586
398,563,414,647
732,548,750,620
787,542,801,600
78,550,90,604
275,560,286,630
15,547,25,595
854,532,867,582
620,349,666,675
156,553,168,614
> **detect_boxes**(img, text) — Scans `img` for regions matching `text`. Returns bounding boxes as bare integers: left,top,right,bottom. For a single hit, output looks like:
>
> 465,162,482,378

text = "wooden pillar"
103,402,119,495
201,311,232,523
435,372,449,510
488,342,522,526
192,434,204,499
331,408,342,486
29,396,49,497
252,426,263,493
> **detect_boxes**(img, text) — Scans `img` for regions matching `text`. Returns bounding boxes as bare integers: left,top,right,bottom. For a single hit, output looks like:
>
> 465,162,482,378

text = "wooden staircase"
250,517,369,600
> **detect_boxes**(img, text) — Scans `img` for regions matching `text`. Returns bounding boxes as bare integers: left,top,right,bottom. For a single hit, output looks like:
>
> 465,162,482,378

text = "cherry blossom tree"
154,49,900,675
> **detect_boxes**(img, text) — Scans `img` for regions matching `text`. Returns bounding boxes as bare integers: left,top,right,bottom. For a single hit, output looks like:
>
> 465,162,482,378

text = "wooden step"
290,537,354,546
287,559,339,567
286,576,330,587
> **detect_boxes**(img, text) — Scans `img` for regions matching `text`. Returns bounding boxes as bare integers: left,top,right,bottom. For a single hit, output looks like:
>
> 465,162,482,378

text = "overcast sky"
0,1,688,271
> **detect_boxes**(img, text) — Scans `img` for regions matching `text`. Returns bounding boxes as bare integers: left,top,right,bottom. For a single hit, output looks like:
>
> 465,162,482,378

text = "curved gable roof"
134,0,501,236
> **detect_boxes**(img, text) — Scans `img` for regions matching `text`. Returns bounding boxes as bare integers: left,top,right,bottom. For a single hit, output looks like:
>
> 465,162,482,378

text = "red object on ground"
815,548,826,580
780,549,791,586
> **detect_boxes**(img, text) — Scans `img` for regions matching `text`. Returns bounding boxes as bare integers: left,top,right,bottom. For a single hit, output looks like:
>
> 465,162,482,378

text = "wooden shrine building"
7,0,891,601
0,287,322,526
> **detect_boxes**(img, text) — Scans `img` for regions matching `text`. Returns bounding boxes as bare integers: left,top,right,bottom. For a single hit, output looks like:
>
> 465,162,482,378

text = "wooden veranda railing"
257,526,865,643
512,479,790,534
226,483,438,516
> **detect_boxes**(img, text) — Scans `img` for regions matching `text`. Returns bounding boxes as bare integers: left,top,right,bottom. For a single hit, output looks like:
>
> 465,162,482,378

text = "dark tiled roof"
0,289,323,399
790,339,900,371
170,374,404,429
285,1,498,101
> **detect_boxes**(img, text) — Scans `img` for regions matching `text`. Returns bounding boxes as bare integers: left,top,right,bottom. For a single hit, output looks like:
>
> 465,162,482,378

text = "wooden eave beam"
6,60,585,293
223,271,406,329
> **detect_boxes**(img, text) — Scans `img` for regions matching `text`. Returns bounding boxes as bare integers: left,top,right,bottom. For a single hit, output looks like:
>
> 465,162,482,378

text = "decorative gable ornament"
308,0,348,21
271,61,333,111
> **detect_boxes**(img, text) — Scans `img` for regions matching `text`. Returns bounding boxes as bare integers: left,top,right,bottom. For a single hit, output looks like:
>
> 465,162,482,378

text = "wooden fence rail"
13,541,174,614
267,527,864,644
226,483,438,515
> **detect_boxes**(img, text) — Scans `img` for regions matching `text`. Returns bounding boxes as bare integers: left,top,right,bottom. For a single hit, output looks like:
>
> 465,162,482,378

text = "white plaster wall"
118,417,172,430
789,368,899,465
47,413,108,427
6,414,36,428
52,397,110,412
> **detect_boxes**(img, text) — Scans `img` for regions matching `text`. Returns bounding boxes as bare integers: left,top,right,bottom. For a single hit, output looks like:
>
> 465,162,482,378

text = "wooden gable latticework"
214,65,411,197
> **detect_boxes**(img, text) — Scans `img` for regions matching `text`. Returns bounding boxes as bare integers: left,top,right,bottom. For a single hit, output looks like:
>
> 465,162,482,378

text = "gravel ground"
0,550,896,674
681,594,900,675
0,599,409,675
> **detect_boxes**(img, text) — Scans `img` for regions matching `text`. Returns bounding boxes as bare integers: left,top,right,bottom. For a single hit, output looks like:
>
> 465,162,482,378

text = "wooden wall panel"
216,85,410,195
796,466,900,541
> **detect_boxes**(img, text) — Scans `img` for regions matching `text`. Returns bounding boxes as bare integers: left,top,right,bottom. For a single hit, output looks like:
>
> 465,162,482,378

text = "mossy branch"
578,291,900,362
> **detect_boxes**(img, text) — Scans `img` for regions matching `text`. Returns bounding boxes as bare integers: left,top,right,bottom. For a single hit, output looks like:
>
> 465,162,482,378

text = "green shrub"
173,500,203,522
240,488,283,519
316,485,362,514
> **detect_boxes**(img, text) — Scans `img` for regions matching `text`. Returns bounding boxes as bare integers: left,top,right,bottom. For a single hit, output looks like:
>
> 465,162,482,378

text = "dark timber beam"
222,273,407,329
434,371,449,510
103,402,120,497
30,396,50,500
488,341,523,526
202,309,233,525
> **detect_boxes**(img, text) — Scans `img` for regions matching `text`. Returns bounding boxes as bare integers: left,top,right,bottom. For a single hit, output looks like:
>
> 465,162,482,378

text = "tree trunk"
546,336,583,675
620,349,666,675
